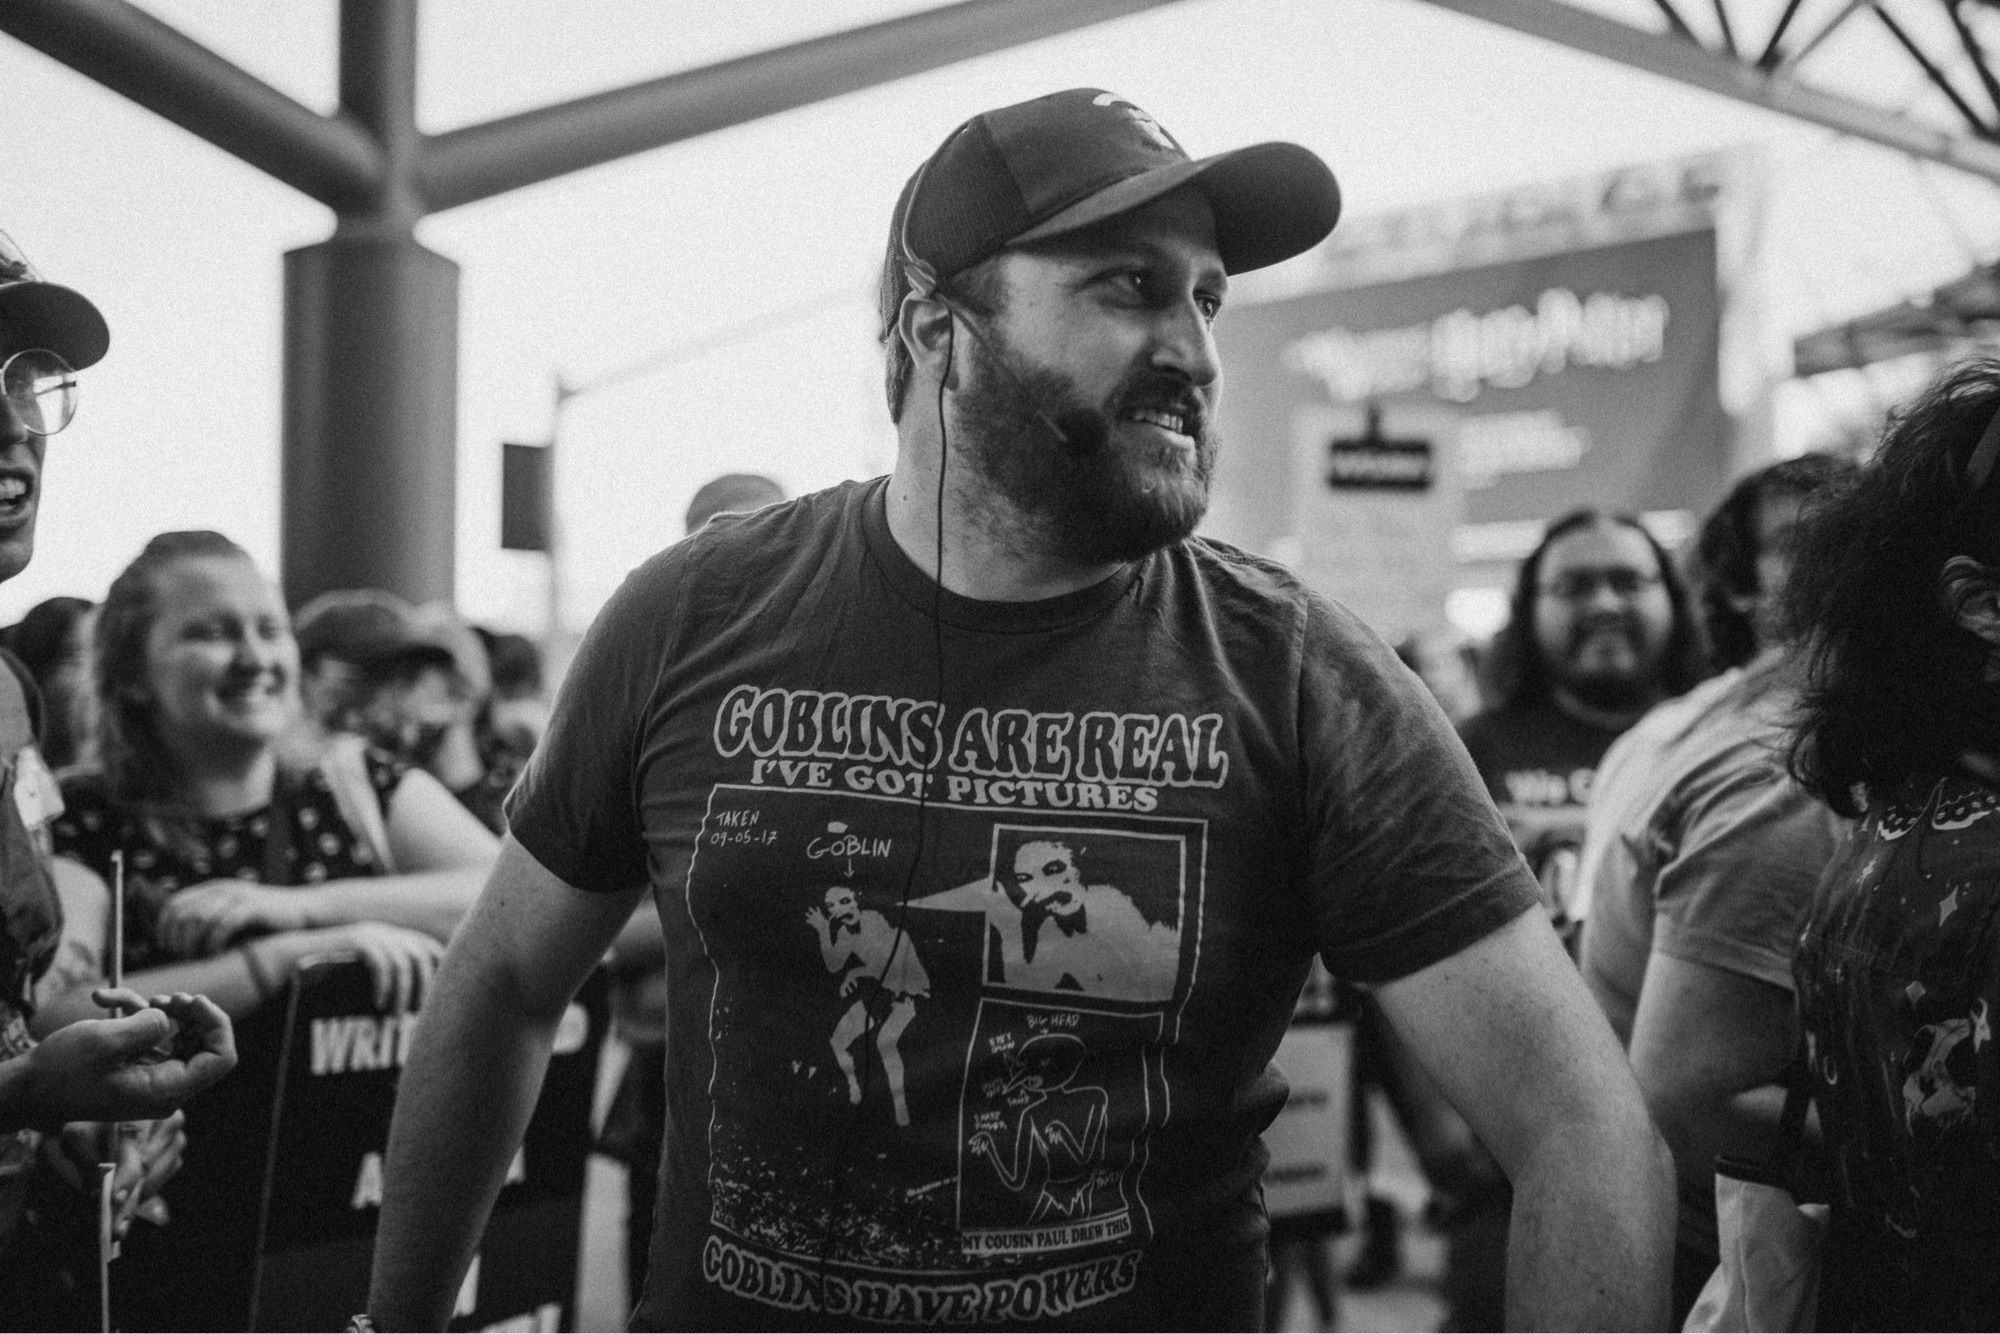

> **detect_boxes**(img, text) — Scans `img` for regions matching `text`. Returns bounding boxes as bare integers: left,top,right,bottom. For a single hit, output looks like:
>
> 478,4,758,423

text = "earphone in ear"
896,156,1107,459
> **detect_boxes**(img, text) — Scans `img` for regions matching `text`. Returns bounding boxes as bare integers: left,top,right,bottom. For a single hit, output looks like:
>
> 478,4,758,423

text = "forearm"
369,837,637,1330
46,954,268,1023
38,931,344,1025
368,950,559,1328
1505,1100,1674,1330
299,869,485,941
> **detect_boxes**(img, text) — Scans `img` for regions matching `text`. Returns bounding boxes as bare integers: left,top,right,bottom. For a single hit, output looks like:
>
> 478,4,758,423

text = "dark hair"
1688,453,1857,672
8,596,92,684
879,246,1007,425
1485,507,1706,711
94,530,259,803
474,627,544,701
1785,356,2000,815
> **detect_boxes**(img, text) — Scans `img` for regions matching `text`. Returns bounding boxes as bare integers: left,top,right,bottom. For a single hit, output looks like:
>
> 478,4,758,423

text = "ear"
896,290,958,388
1938,556,2000,646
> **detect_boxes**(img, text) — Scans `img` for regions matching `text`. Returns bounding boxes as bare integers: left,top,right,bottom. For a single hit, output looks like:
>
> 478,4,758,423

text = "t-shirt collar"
859,477,1143,634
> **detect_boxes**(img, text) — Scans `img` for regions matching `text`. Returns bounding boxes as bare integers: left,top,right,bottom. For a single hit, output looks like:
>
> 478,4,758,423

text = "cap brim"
0,281,109,369
1010,141,1340,275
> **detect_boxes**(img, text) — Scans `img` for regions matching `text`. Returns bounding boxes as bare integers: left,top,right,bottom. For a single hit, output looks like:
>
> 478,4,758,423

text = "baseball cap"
293,588,459,679
0,228,109,369
883,88,1340,328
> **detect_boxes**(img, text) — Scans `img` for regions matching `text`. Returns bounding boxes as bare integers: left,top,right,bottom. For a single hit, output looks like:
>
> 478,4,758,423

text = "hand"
41,1113,187,1237
804,907,826,932
838,971,862,997
318,922,444,1013
23,990,237,1125
156,880,315,958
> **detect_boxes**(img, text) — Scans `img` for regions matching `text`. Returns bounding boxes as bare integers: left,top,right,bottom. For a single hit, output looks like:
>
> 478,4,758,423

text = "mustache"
1564,613,1641,654
1110,373,1209,441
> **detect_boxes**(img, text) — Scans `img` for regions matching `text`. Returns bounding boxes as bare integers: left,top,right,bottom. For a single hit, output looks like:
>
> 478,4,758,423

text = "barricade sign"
111,955,607,1331
1261,1023,1353,1226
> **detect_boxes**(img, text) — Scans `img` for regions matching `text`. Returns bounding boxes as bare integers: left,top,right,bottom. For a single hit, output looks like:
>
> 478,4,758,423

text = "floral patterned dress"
51,751,406,973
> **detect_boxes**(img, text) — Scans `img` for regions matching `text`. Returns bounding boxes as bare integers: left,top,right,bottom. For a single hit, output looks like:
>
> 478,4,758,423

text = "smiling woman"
32,530,498,1029
19,531,501,1328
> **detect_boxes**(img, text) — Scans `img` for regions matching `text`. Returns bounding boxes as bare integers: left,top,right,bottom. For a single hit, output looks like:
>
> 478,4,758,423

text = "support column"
281,235,459,608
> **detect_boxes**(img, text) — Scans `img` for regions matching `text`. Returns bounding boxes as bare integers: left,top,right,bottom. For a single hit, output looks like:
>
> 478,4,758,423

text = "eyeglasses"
1539,568,1662,601
1,348,77,436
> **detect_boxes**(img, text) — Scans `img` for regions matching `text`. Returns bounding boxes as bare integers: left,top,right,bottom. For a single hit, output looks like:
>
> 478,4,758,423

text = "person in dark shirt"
1784,356,2000,1330
1462,508,1706,936
367,89,1672,1332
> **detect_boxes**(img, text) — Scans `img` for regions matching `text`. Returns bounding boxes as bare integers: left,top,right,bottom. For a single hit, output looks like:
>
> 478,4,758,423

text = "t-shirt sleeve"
1299,596,1540,984
505,553,686,892
1650,747,1842,991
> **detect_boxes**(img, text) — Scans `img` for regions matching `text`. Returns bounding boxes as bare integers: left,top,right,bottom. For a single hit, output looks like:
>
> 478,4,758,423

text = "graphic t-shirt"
1458,696,1627,932
1796,773,2000,1331
507,479,1538,1330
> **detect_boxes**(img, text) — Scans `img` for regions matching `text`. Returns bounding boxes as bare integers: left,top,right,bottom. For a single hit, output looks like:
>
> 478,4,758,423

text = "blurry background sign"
1323,404,1436,491
1284,402,1463,647
1211,150,1741,638
1261,1022,1354,1226
500,442,552,553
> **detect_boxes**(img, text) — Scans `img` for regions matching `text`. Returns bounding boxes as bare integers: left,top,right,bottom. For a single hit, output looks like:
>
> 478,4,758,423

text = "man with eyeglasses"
1576,458,1853,1324
1418,507,1706,1330
0,230,237,1310
1462,509,1707,942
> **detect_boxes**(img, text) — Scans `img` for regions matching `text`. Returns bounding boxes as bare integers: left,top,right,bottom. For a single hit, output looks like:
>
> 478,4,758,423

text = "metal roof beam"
419,0,1184,213
1412,0,2000,184
0,0,386,209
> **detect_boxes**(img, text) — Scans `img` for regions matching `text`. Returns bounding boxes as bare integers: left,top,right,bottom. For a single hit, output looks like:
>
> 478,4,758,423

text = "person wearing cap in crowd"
0,229,236,1319
297,588,518,833
367,90,1672,1330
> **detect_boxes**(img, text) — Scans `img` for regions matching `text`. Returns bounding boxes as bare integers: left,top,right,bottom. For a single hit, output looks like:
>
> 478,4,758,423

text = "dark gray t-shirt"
509,478,1536,1329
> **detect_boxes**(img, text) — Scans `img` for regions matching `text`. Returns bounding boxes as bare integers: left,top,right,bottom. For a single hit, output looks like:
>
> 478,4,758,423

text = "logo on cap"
1091,93,1181,153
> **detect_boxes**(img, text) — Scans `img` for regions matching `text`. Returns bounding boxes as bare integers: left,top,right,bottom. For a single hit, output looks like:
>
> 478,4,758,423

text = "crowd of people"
0,82,1997,1334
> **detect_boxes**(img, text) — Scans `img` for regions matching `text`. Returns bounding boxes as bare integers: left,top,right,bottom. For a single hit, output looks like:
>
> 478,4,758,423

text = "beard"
1551,615,1664,711
950,334,1217,564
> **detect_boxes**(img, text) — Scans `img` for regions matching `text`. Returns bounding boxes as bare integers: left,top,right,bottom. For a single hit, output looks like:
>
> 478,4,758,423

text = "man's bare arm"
368,836,644,1331
1627,952,1795,1201
1375,908,1674,1330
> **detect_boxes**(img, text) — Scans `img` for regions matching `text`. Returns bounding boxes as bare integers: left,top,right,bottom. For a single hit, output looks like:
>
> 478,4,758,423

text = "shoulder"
1161,536,1396,663
600,481,872,635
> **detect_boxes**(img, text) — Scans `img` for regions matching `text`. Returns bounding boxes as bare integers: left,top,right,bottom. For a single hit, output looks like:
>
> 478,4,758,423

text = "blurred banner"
1212,151,1739,638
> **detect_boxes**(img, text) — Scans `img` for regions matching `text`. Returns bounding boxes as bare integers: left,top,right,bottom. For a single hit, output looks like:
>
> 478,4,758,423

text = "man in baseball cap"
371,91,1669,1331
0,229,235,1314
